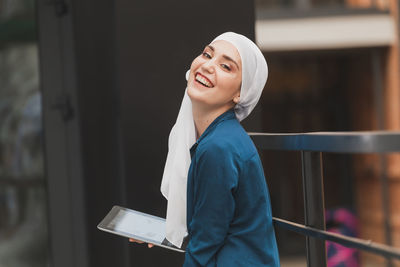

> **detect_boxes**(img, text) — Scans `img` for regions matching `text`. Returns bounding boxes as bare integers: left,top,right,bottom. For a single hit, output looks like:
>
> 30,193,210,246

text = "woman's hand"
129,238,154,248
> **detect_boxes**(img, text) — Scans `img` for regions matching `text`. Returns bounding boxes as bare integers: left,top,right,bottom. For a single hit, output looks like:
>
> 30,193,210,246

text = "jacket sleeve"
183,144,239,267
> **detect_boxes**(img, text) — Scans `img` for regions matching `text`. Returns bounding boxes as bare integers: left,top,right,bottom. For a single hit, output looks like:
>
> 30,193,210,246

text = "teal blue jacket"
184,109,280,267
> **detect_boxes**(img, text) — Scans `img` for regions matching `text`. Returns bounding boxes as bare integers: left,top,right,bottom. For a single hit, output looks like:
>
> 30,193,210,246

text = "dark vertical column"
301,151,327,267
70,0,128,267
115,0,256,265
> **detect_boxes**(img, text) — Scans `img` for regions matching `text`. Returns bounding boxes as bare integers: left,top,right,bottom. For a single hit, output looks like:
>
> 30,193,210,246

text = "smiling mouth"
195,73,214,88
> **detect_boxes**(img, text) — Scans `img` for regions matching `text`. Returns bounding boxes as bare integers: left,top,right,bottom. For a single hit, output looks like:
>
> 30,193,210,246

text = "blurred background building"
254,0,400,266
0,0,398,266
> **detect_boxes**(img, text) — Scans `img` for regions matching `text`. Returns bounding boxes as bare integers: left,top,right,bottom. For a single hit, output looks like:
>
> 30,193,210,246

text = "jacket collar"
190,109,236,155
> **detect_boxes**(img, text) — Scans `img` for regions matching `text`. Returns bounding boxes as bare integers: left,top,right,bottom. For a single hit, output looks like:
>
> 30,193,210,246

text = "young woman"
160,32,280,266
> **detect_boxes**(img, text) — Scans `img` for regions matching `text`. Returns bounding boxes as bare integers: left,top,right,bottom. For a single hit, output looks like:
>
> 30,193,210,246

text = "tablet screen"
108,209,165,244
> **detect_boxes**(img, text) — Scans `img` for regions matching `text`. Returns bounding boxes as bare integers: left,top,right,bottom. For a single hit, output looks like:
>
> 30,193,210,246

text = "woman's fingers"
129,238,144,244
129,238,154,248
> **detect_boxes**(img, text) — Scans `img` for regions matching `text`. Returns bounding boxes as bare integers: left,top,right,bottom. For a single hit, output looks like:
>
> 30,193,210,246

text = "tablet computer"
97,206,185,253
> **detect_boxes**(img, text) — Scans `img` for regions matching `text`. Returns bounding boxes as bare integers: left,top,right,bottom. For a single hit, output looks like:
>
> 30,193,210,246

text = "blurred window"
0,0,50,266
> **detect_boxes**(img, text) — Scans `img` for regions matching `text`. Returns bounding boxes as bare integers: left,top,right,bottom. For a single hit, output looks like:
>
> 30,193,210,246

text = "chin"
188,86,204,102
187,88,212,107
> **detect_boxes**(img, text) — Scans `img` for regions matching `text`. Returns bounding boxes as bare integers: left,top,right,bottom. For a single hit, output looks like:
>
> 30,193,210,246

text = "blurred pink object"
326,208,360,267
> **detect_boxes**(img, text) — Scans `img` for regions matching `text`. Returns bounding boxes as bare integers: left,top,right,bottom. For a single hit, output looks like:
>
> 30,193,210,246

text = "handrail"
273,217,400,260
249,131,400,267
250,131,400,153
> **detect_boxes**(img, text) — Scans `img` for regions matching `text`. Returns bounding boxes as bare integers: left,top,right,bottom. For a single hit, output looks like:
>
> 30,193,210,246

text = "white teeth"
195,74,212,87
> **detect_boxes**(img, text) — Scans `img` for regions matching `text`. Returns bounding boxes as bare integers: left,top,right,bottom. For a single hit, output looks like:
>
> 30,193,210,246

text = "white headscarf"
160,32,268,248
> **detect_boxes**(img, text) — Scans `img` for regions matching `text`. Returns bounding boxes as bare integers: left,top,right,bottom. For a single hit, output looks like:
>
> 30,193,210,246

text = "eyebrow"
207,45,240,70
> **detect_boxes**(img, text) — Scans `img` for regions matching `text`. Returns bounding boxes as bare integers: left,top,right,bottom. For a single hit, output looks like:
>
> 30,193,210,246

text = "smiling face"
187,40,242,112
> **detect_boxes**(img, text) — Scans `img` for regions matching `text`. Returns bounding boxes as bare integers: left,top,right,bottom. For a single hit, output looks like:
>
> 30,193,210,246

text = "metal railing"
249,131,400,266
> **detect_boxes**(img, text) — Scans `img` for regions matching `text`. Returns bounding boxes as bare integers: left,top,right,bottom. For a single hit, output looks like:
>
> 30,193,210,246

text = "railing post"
301,151,327,267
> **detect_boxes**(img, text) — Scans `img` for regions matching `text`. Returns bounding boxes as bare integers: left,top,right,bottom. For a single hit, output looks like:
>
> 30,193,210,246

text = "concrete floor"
281,257,307,267
280,256,398,267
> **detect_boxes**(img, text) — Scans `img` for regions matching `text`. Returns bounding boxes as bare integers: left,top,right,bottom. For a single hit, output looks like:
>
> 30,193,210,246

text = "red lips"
195,72,214,87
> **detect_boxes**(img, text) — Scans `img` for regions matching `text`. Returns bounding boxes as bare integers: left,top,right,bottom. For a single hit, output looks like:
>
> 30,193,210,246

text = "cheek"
189,57,201,81
233,77,242,92
220,73,241,92
231,73,242,92
190,56,203,71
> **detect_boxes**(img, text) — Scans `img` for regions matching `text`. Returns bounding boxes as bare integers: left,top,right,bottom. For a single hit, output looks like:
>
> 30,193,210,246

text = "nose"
201,59,215,73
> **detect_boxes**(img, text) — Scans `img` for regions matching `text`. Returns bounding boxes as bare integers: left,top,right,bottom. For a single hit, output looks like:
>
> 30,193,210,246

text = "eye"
221,64,231,71
202,52,211,59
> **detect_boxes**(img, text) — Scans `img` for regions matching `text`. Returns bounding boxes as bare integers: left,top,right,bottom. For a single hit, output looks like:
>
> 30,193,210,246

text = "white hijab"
160,32,268,248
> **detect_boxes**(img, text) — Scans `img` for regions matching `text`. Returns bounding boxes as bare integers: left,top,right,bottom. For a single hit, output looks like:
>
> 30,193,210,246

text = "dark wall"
72,0,255,266
71,1,127,267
